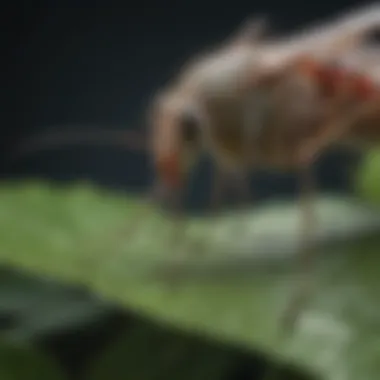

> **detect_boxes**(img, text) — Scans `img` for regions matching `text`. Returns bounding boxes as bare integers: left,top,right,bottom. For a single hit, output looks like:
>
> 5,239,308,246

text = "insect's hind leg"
281,162,319,333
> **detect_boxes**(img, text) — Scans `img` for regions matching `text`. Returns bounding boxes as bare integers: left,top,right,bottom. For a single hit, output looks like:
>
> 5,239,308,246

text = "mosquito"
8,3,380,330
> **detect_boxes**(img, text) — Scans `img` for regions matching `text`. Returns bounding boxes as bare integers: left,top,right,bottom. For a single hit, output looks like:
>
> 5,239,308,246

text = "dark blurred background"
3,0,366,212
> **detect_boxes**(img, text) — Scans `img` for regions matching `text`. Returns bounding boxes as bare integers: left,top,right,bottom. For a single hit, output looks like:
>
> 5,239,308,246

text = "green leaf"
0,338,66,380
355,149,380,205
0,268,114,341
85,318,310,380
85,322,238,380
0,182,380,380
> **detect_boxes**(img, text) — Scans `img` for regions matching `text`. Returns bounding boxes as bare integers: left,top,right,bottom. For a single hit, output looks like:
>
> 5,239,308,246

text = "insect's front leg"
149,177,189,251
167,183,189,248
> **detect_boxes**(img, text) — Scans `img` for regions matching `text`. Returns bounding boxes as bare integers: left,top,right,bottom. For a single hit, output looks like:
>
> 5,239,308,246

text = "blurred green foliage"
0,268,111,342
356,149,380,205
0,338,66,380
84,316,313,380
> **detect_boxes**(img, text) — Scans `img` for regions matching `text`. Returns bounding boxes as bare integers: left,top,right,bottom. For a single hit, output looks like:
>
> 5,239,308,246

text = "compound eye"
180,112,201,143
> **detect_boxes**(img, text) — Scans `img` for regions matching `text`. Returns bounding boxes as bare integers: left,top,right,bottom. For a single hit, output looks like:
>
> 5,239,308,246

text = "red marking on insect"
155,153,182,190
296,55,379,101
317,66,347,97
349,72,378,101
296,56,346,97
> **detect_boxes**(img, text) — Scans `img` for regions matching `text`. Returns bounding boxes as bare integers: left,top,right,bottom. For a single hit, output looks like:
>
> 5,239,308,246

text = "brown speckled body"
200,63,326,172
202,57,380,177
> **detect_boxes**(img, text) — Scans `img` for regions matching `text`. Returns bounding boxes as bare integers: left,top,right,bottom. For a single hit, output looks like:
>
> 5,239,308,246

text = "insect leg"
228,89,268,226
209,164,251,212
167,182,188,248
282,161,318,332
297,96,378,166
280,97,375,330
210,164,229,213
232,170,252,208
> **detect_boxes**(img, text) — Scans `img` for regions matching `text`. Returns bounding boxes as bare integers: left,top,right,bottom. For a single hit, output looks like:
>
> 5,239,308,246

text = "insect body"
10,5,380,212
281,52,380,167
149,4,380,204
